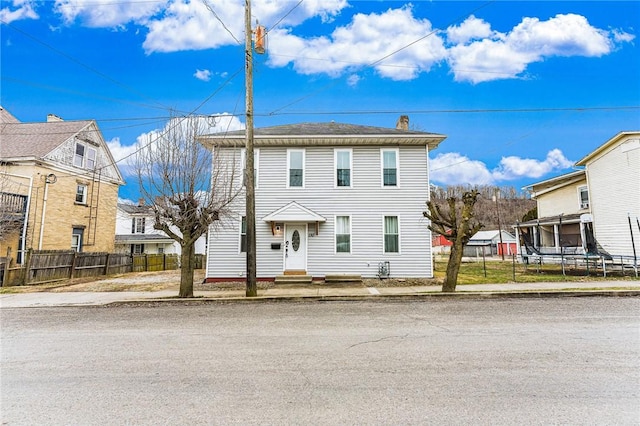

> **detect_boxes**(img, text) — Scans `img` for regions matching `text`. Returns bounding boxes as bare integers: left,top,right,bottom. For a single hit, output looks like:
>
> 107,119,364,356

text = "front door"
284,224,307,272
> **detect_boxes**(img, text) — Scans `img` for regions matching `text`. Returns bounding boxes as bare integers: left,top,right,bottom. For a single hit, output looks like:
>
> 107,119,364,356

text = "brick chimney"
396,115,409,131
47,114,64,122
138,198,145,206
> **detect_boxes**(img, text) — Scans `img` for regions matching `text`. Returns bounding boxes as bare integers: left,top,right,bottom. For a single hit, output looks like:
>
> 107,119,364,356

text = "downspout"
38,174,56,250
20,176,32,261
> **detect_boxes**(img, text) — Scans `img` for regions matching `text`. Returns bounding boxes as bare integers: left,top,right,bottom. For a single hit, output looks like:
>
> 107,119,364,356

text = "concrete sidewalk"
1,280,639,308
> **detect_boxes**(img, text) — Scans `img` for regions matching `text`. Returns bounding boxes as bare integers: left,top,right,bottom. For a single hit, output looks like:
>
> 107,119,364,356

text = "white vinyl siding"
207,144,433,279
586,136,640,256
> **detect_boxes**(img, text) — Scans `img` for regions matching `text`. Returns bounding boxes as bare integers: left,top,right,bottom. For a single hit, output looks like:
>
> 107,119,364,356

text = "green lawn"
433,258,639,285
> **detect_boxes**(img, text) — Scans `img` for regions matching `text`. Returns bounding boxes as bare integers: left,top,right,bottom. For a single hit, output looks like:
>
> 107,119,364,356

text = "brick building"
0,106,124,262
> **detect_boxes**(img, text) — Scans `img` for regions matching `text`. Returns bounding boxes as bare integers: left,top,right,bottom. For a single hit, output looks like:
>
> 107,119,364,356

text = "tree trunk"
178,243,195,298
443,241,464,292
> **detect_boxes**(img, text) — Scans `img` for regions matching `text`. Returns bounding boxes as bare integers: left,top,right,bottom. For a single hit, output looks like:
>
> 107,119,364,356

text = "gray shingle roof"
1,120,93,159
118,203,153,215
222,122,442,137
199,121,446,150
0,106,19,124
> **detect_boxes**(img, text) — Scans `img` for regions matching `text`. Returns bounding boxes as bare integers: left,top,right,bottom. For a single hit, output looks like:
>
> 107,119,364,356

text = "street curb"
104,289,640,307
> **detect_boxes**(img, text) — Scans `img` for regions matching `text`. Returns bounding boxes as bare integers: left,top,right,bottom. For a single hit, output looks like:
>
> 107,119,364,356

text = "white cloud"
106,136,137,163
346,74,361,87
447,13,634,83
54,0,164,27
430,152,494,186
0,0,38,24
142,0,348,54
446,15,494,45
267,5,447,81
36,2,634,84
109,114,244,177
430,149,574,186
194,68,212,81
492,149,574,180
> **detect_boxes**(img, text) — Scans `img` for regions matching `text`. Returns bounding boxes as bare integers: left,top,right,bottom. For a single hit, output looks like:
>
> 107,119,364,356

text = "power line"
200,0,241,45
259,105,640,117
1,76,173,112
1,19,170,112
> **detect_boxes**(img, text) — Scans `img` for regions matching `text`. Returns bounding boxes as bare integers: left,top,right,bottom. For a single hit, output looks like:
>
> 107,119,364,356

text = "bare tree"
424,190,483,292
132,115,241,297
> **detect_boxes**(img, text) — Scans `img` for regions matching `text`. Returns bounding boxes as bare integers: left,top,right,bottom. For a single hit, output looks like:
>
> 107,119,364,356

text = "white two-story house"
115,202,207,255
198,117,446,282
518,131,639,260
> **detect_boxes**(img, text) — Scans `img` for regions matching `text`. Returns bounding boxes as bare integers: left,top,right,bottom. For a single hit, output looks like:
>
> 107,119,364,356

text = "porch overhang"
262,201,326,235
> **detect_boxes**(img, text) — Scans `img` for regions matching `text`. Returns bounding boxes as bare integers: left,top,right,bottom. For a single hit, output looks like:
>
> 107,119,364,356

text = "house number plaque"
292,230,300,251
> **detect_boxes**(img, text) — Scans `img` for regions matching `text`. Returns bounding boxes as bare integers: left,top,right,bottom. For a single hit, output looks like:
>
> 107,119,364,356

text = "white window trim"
74,142,97,170
382,215,401,254
334,148,353,189
334,215,352,254
132,217,146,234
75,184,88,204
287,148,305,188
241,148,259,188
577,185,589,210
380,148,400,188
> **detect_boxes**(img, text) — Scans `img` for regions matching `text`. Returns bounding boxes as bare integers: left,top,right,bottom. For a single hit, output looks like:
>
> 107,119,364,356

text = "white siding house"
198,119,446,281
575,131,640,257
519,131,639,259
115,203,207,255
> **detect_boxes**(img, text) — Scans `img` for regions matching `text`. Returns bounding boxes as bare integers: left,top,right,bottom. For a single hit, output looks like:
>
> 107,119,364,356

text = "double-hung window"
240,216,247,252
384,216,399,253
75,184,88,204
241,148,259,187
287,149,305,188
578,186,589,209
381,149,398,187
74,142,97,170
335,149,352,188
132,217,145,234
335,215,351,253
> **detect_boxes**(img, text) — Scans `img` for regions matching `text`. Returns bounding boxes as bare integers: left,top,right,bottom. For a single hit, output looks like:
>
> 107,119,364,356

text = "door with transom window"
284,224,307,272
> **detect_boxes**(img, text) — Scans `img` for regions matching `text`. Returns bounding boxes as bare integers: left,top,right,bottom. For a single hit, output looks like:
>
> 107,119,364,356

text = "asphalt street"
1,298,639,425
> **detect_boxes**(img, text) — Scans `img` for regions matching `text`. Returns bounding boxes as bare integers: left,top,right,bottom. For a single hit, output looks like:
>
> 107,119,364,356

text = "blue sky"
2,0,639,202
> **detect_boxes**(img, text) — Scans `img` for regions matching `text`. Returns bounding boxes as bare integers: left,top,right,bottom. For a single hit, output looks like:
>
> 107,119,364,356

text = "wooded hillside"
430,185,536,230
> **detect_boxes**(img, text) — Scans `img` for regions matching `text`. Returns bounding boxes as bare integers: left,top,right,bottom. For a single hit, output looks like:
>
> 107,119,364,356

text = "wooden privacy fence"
0,249,195,287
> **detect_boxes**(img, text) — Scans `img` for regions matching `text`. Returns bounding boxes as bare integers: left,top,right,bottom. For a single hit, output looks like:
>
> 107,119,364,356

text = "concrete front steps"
274,274,362,285
274,275,313,285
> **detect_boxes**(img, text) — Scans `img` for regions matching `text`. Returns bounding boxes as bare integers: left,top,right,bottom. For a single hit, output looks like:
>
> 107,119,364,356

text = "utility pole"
244,0,257,296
